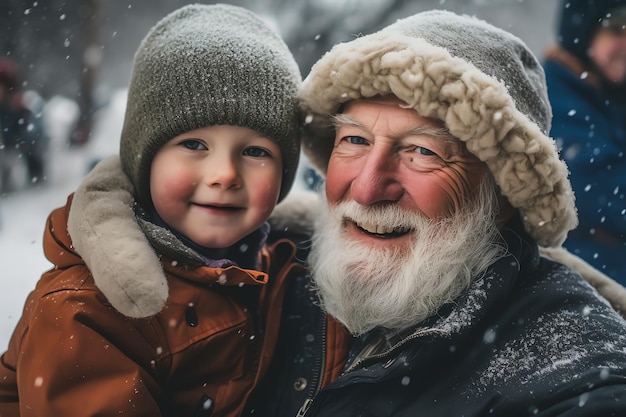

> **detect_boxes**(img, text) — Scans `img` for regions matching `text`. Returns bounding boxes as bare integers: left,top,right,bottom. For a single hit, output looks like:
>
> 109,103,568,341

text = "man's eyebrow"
331,113,363,128
406,126,456,142
331,113,455,142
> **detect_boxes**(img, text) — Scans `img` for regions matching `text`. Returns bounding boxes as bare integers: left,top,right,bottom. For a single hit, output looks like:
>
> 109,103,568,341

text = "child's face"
150,125,283,249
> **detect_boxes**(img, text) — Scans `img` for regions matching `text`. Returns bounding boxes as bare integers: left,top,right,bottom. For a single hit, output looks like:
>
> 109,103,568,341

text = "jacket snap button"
185,306,199,327
294,377,308,391
195,394,214,416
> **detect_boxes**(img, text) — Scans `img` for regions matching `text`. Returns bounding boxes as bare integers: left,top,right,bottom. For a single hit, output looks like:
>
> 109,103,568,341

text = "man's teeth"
356,221,409,235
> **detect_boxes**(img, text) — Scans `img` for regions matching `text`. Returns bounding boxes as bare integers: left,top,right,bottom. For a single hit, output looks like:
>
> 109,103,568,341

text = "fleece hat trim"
299,10,577,247
120,3,301,207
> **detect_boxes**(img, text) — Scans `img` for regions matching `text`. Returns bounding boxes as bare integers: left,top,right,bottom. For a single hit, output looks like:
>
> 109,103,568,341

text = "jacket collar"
136,202,269,270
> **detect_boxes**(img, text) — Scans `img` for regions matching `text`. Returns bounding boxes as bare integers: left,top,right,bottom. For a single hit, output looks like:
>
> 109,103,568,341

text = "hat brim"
299,31,577,247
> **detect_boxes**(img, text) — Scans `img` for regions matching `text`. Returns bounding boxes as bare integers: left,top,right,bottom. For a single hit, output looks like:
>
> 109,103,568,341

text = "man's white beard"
309,180,505,336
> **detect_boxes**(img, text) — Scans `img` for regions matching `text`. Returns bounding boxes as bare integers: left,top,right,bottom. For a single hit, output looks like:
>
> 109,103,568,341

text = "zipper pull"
296,398,313,417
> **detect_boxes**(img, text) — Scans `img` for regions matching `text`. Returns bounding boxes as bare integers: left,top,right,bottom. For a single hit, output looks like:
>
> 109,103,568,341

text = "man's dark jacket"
251,217,626,417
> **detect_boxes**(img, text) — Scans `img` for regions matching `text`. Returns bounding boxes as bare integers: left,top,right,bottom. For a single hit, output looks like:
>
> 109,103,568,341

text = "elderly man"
260,10,626,416
62,9,626,417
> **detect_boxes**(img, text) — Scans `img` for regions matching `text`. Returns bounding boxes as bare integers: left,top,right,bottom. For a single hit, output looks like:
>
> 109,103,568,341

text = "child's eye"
243,147,270,158
180,139,207,150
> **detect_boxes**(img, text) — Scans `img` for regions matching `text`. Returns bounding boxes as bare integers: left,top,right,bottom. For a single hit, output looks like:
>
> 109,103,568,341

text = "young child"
0,4,306,416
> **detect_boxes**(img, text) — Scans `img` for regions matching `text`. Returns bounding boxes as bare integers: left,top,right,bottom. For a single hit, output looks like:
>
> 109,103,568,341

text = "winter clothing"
68,2,303,319
0,4,319,416
259,215,626,417
541,245,626,313
267,10,626,416
300,10,576,248
0,187,348,416
544,0,626,283
62,168,626,417
121,3,301,208
41,8,626,417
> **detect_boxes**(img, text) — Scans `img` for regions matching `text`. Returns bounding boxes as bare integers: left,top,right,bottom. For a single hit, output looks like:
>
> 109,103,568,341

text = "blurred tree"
71,0,101,145
0,0,20,58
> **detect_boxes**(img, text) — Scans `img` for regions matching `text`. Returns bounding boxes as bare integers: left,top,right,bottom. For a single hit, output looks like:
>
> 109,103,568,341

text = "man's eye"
415,146,436,156
243,147,269,158
345,136,367,145
180,139,207,150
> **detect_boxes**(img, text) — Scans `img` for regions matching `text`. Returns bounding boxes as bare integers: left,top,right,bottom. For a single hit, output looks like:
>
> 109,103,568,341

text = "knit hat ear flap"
120,4,302,208
300,10,578,247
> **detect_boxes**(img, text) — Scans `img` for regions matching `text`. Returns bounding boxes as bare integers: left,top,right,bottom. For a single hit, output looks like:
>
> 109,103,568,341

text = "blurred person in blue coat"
544,0,626,283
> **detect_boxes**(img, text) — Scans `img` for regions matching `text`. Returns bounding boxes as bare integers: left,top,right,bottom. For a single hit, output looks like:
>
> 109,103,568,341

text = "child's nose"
205,158,241,189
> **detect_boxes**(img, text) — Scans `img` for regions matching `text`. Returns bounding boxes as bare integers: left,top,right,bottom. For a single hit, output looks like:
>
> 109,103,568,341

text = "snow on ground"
0,148,86,347
0,93,123,348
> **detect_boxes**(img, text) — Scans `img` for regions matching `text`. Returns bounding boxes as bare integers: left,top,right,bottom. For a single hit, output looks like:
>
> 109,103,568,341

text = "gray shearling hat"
120,3,302,207
299,10,578,247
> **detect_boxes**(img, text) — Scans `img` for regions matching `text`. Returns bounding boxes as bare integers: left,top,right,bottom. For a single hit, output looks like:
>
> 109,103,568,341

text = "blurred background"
0,0,559,161
0,0,560,345
2,0,558,101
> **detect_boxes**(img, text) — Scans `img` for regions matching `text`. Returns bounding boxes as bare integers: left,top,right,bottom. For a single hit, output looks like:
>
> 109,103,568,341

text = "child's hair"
119,4,302,208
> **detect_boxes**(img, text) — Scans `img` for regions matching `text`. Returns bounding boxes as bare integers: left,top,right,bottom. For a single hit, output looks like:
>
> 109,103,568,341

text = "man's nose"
350,145,403,206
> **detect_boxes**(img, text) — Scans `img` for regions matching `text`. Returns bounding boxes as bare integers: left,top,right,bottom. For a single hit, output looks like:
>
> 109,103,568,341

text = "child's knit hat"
299,10,578,248
120,3,302,207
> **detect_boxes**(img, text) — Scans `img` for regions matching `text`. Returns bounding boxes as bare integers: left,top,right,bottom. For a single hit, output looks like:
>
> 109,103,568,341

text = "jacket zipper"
296,328,445,416
296,398,314,417
344,328,445,373
296,311,327,417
